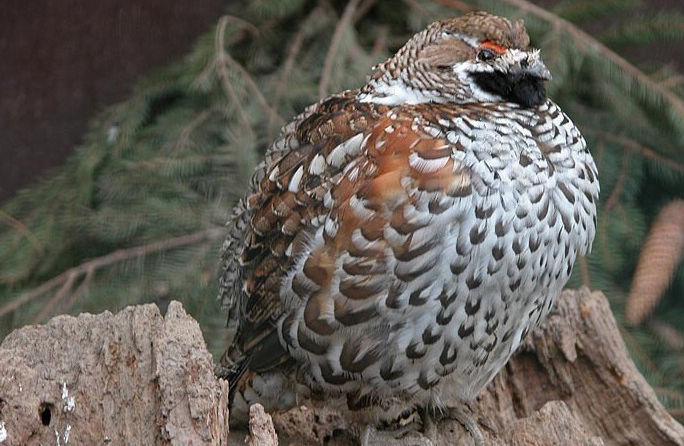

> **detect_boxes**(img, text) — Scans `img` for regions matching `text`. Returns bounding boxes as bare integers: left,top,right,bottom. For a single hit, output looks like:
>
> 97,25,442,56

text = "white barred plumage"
218,10,598,445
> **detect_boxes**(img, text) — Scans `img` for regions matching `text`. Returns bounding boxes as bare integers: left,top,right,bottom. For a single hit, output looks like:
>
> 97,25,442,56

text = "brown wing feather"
219,90,390,371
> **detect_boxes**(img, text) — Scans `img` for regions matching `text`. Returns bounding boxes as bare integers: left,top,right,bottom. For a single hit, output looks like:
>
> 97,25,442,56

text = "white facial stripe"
493,48,538,71
445,32,480,48
358,78,447,105
453,62,502,103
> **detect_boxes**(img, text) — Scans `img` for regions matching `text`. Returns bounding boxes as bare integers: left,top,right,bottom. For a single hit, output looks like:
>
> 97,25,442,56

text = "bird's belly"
285,157,597,408
366,192,579,403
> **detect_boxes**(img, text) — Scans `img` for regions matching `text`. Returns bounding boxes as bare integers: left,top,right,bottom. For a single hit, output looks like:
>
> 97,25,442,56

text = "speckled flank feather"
218,11,598,426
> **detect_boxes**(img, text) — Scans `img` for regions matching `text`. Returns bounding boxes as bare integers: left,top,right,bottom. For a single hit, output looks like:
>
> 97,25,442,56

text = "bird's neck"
357,77,448,105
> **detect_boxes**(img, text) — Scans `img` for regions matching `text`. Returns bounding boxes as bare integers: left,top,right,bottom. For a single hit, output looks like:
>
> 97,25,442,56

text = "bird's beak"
526,59,552,81
509,49,552,82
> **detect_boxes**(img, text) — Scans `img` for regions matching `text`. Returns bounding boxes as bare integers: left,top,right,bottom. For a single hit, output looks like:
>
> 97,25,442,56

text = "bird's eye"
477,49,496,61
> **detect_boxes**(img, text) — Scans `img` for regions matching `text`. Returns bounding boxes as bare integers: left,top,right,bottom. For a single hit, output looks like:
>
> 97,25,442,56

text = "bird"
217,10,599,445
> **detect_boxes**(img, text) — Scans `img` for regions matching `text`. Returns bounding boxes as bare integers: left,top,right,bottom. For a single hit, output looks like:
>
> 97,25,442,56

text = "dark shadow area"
0,0,224,202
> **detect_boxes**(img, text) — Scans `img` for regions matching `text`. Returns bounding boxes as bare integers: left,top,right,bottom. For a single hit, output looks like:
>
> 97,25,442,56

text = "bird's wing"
218,90,391,371
273,106,479,389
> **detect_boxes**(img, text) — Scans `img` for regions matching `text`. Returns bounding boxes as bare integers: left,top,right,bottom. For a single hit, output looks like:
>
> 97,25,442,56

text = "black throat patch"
472,71,547,107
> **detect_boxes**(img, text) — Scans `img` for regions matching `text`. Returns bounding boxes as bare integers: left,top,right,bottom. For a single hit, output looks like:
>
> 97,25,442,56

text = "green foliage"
0,0,682,419
600,12,684,48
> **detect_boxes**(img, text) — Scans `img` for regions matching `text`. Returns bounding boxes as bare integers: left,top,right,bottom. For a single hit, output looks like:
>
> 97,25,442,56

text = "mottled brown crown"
436,11,530,49
365,11,534,100
396,11,531,63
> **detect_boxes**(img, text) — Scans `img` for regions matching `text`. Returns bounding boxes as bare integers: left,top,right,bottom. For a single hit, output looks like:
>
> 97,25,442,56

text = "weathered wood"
246,404,278,446
475,287,684,446
254,289,684,445
0,302,229,445
0,290,682,445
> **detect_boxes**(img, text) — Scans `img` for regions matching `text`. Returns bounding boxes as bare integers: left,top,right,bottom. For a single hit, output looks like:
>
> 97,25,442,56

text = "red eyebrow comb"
481,40,508,54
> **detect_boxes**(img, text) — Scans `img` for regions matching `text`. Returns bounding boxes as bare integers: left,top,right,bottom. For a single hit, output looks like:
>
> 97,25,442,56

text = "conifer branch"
219,42,284,127
319,0,363,99
589,130,684,174
0,228,223,319
0,209,44,254
215,17,254,132
172,110,213,153
604,153,631,212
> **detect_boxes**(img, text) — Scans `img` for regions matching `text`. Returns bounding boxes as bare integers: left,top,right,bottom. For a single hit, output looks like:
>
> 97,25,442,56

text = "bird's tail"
217,352,298,427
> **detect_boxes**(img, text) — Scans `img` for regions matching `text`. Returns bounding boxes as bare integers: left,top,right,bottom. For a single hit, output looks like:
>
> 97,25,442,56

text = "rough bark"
0,289,682,445
0,301,229,445
246,404,278,446
237,289,684,445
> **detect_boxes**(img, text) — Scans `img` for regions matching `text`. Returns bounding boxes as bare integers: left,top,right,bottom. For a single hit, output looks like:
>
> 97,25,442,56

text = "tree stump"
0,302,229,445
239,289,684,445
0,289,682,445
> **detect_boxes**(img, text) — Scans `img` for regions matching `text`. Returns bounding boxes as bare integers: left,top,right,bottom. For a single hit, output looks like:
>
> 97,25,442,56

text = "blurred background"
1,0,682,422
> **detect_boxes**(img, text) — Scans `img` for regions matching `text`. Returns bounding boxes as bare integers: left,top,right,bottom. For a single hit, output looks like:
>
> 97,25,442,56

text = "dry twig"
31,272,78,324
353,0,379,22
659,74,684,89
0,228,223,319
405,0,433,19
267,3,326,140
578,256,591,288
649,320,684,351
61,267,95,314
212,16,283,132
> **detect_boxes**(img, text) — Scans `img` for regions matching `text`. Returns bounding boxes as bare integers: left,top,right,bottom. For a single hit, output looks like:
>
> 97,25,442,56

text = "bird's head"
360,11,551,107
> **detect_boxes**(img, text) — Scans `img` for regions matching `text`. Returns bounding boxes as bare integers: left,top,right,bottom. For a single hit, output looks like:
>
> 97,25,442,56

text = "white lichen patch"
63,425,71,444
61,383,76,413
54,424,72,446
0,421,7,443
11,374,23,393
